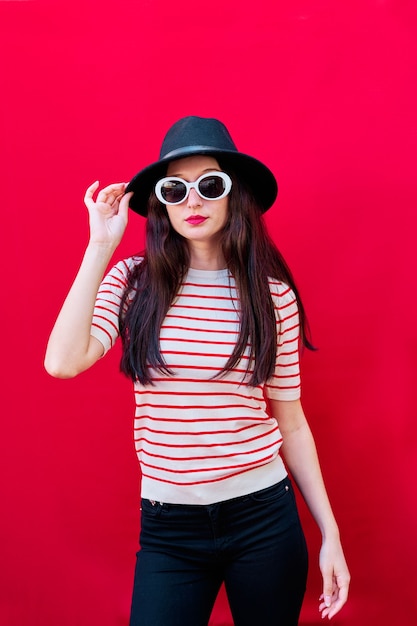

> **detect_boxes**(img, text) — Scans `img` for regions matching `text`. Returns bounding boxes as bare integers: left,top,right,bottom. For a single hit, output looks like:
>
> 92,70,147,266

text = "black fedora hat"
126,116,278,216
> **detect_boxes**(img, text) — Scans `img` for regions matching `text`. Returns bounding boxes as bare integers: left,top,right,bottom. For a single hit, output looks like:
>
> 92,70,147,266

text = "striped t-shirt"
91,256,301,505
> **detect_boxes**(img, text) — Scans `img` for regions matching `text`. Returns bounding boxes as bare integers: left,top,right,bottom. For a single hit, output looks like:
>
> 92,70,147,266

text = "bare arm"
271,398,350,620
44,182,132,378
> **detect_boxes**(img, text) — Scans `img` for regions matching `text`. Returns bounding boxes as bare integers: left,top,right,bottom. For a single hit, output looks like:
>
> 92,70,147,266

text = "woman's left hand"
318,536,350,620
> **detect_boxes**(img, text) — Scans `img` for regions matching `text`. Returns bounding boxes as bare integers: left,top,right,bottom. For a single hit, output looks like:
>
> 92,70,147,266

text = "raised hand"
84,181,132,248
45,181,134,378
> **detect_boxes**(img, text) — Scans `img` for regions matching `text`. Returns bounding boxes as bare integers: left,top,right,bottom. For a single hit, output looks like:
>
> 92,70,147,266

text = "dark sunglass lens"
199,176,225,199
161,181,187,203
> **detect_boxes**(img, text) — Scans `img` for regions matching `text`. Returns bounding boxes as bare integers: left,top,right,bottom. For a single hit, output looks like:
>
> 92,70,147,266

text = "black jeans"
130,476,308,626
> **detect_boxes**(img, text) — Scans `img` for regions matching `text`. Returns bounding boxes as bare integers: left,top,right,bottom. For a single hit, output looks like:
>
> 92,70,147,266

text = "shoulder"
267,278,297,307
111,255,143,276
104,255,143,288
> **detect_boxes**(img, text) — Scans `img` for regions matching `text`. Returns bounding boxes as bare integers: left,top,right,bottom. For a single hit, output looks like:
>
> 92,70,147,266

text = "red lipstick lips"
186,216,207,225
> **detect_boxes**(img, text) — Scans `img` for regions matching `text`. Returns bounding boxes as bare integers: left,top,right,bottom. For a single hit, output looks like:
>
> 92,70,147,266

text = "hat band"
162,145,236,161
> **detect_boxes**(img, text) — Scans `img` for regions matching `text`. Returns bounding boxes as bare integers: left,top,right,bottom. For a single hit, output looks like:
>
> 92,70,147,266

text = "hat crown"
160,116,238,160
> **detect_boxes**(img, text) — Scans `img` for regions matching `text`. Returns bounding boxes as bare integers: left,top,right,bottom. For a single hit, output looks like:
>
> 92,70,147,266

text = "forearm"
271,399,339,538
281,421,339,539
271,399,350,618
44,242,116,378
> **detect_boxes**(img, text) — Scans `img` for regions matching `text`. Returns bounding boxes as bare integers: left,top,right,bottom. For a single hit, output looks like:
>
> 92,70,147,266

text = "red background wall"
1,1,416,624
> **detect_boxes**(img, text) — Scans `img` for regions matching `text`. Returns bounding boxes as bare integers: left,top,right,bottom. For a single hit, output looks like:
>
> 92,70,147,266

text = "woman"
45,116,350,625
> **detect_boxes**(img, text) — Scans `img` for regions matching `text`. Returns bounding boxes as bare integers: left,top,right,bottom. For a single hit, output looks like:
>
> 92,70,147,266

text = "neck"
188,242,226,271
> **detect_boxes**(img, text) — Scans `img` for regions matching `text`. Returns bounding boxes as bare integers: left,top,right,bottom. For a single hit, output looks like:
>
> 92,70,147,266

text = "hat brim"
125,147,278,216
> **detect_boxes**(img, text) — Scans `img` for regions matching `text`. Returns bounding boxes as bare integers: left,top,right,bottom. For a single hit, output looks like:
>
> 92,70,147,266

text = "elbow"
44,355,79,379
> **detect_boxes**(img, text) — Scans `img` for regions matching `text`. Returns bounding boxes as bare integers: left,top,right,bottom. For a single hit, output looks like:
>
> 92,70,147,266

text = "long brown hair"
119,163,314,385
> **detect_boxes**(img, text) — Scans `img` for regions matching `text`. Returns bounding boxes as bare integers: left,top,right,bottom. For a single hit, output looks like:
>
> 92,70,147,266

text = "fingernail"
325,596,331,607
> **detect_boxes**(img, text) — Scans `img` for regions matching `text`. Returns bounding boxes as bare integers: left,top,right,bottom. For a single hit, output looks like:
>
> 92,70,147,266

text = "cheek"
218,202,229,227
166,208,179,229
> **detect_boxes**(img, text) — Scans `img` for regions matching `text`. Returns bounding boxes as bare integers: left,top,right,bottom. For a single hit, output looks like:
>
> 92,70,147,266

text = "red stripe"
118,258,134,277
161,336,242,346
182,281,234,290
151,363,251,372
91,322,114,344
177,292,239,302
269,283,291,296
161,326,239,336
138,439,281,461
278,322,299,336
278,310,299,324
92,313,119,335
275,298,297,311
103,268,127,287
94,305,119,321
267,382,301,390
96,296,122,307
277,348,299,357
160,338,241,347
277,357,299,364
134,423,279,444
149,377,263,389
134,389,263,399
160,350,250,360
135,416,266,425
171,304,242,313
270,373,299,379
98,279,125,292
164,315,238,325
135,402,263,412
278,336,299,348
96,290,123,304
140,459,276,486
140,451,276,475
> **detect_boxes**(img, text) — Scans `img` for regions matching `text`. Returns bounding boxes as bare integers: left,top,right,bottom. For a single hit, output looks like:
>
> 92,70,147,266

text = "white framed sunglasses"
155,171,232,206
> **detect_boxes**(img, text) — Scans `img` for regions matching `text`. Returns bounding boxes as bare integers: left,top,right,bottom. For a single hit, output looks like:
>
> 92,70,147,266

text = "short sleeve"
264,281,301,401
90,256,138,355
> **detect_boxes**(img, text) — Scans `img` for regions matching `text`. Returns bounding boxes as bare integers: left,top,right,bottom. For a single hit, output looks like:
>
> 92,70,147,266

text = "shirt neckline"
187,267,230,279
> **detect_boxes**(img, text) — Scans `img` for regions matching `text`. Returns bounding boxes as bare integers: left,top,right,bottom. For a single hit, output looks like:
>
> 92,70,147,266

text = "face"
163,156,229,251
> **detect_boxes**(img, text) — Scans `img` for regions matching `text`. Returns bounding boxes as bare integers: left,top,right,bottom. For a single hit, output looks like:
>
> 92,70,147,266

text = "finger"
322,574,334,609
328,582,349,616
318,583,336,618
97,182,127,197
97,183,128,206
118,191,133,221
327,595,347,620
320,582,349,620
115,183,131,203
84,180,100,201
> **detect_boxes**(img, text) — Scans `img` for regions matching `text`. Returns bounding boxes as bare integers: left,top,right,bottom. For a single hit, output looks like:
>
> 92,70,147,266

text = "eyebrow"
167,167,221,179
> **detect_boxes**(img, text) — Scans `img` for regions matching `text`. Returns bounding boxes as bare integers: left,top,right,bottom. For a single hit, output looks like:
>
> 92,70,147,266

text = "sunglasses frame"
155,171,232,206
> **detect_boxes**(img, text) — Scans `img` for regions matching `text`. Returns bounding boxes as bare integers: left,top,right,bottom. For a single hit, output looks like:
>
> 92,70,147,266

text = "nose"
187,187,203,209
